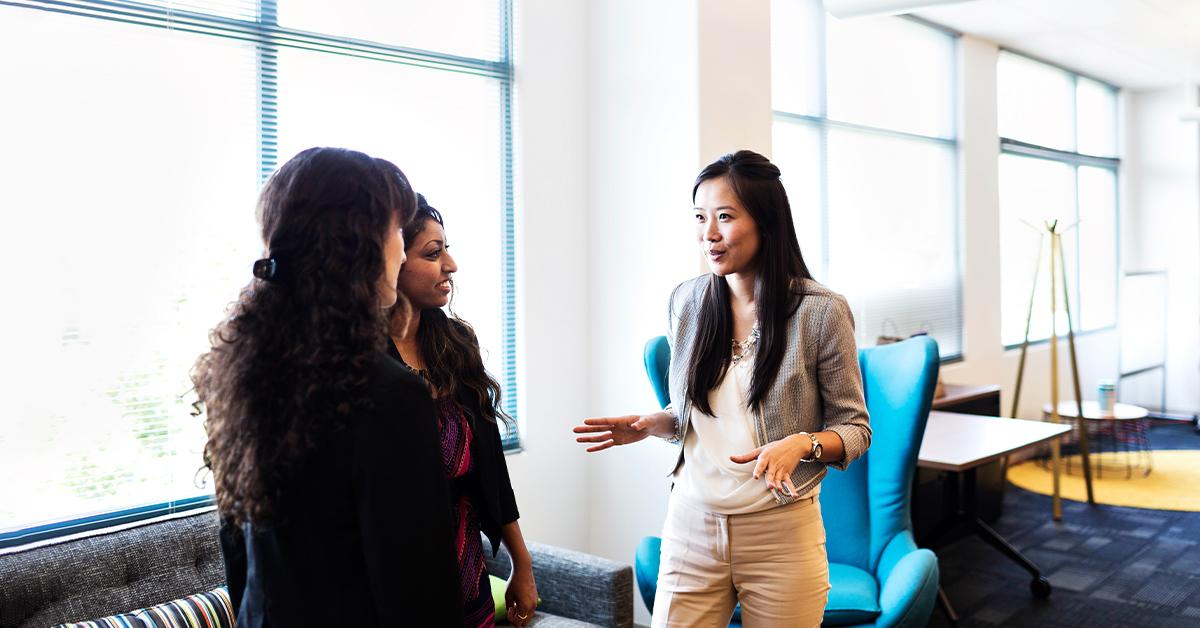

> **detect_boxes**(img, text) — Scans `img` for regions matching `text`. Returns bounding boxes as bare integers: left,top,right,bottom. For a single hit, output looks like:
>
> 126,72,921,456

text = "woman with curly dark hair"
387,195,536,628
193,147,461,627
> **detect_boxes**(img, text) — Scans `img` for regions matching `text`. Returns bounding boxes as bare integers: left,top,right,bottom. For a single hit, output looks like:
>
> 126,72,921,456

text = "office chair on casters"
635,335,941,627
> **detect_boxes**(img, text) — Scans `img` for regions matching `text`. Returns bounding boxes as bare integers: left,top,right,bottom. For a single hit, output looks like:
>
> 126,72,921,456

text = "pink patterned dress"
437,395,495,628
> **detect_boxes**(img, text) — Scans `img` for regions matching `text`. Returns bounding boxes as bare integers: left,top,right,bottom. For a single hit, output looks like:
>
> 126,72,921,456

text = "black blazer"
220,354,462,627
385,329,519,555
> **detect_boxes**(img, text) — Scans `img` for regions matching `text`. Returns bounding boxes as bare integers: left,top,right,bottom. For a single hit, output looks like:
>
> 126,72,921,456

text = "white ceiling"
911,0,1200,90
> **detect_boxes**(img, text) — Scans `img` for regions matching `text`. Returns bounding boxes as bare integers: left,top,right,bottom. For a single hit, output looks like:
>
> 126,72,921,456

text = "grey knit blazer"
664,275,872,505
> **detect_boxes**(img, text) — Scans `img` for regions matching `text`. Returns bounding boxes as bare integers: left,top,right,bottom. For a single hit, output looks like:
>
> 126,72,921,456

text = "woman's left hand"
505,564,538,627
730,434,813,496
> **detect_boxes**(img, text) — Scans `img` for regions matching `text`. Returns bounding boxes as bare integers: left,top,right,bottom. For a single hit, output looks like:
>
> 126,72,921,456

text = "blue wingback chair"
636,335,940,627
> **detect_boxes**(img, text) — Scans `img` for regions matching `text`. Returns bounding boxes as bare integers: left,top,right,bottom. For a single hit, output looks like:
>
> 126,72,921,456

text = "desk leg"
937,587,959,626
965,468,1053,599
1051,435,1062,521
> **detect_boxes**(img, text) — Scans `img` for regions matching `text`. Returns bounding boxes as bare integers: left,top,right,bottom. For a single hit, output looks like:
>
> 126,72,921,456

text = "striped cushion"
55,586,234,628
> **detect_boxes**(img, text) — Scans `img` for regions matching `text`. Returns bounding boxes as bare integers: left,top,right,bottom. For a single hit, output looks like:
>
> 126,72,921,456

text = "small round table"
1041,401,1152,478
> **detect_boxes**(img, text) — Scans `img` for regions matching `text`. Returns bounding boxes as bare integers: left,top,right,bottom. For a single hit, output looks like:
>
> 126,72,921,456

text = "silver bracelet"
797,431,822,462
664,411,681,444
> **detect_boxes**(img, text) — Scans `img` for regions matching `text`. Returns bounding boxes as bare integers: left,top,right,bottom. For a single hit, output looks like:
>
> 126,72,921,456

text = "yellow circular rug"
1007,450,1200,512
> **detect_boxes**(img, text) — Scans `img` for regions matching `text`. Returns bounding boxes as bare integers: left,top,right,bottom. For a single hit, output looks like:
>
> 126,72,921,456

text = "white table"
920,411,1071,472
918,411,1071,615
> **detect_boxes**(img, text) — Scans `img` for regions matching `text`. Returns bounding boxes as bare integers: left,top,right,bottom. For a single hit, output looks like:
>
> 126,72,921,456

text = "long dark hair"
686,150,814,415
397,196,511,426
194,147,417,526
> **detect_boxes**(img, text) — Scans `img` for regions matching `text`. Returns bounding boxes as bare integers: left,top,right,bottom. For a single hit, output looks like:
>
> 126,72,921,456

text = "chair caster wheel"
1031,576,1051,598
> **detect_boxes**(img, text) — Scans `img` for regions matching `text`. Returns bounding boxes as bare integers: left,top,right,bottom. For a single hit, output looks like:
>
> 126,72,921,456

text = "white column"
696,0,774,165
584,2,775,625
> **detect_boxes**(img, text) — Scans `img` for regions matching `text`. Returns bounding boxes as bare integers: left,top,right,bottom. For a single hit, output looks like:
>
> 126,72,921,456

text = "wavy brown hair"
194,147,417,526
394,196,511,426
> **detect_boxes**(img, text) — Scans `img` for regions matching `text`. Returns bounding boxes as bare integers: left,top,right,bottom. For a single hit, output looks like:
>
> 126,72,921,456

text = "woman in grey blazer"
574,150,871,627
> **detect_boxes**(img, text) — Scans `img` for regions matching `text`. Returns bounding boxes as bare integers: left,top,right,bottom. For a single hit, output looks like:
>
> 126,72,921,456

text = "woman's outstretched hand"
573,413,672,452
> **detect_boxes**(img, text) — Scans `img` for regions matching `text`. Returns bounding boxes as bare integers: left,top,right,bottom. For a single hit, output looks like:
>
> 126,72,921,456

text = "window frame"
772,12,964,361
998,49,1120,349
0,0,518,549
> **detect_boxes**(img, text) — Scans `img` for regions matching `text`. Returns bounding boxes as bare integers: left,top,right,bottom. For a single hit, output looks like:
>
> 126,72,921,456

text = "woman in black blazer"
387,195,536,628
195,147,461,627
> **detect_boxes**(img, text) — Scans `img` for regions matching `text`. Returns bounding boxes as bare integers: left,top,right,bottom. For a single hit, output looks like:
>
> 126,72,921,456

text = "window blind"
0,0,518,547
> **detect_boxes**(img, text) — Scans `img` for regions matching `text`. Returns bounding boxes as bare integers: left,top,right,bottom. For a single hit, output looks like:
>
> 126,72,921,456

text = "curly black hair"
193,147,417,526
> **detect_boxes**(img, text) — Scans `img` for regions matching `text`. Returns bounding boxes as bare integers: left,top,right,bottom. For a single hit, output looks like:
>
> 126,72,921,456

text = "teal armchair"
636,335,941,627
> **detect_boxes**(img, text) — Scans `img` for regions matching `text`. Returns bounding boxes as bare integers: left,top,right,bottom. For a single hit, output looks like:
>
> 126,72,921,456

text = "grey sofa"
0,509,633,628
482,539,632,628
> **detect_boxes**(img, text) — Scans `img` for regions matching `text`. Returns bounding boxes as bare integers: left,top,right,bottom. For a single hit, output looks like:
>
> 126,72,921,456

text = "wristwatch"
799,432,822,462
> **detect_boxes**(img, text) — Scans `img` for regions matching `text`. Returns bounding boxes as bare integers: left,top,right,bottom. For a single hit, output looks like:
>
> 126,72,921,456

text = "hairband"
252,257,278,281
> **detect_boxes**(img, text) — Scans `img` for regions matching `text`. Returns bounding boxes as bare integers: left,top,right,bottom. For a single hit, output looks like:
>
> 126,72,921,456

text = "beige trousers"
651,494,830,628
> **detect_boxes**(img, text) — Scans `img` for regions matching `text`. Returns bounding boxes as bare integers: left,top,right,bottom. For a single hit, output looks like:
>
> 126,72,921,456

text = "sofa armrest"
485,538,633,628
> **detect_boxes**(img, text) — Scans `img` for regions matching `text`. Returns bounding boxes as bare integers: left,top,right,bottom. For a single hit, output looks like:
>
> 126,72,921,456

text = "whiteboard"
1119,272,1167,375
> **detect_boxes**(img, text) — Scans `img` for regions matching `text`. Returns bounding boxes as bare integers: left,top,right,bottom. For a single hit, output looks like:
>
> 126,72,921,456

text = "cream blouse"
673,359,817,514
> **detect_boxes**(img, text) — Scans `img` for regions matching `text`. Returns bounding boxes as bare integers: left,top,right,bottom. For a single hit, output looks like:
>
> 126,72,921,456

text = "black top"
219,353,462,627
385,331,520,555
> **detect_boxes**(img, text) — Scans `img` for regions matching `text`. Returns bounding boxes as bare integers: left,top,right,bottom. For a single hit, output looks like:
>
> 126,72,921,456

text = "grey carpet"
928,423,1200,627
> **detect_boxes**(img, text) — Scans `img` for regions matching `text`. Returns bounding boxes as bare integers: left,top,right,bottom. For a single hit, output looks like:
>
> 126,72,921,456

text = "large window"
771,0,962,358
0,0,516,547
998,51,1119,347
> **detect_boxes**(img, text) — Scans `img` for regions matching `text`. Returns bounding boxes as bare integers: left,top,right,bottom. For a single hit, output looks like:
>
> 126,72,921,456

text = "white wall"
583,2,702,625
504,0,591,550
583,2,774,624
1123,87,1200,413
696,0,774,162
